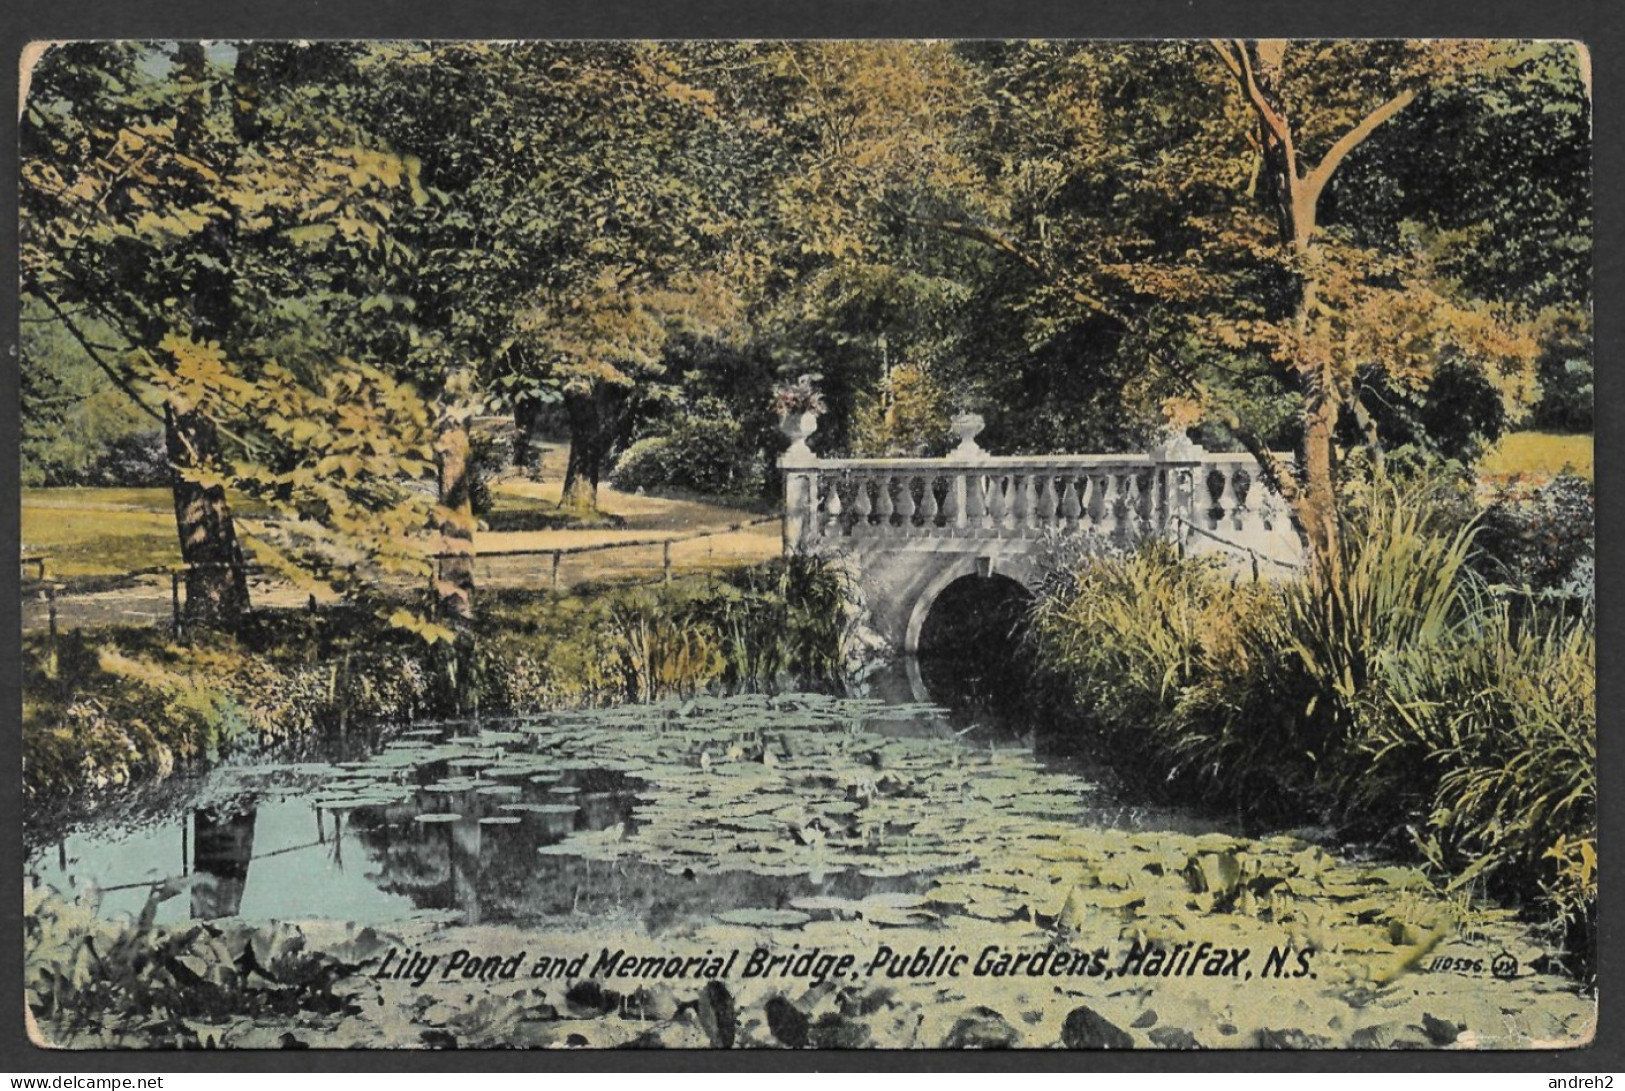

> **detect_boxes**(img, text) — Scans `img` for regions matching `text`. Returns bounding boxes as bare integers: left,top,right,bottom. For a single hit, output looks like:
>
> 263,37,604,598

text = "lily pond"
25,682,1593,1050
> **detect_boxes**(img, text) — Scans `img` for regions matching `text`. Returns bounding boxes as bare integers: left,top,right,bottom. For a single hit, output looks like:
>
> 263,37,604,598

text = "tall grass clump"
1283,483,1481,810
1033,542,1310,812
1372,600,1596,976
476,555,849,710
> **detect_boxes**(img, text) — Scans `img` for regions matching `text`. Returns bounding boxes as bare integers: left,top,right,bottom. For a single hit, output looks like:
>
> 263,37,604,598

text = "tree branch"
1209,39,1243,81
30,286,167,427
1222,39,1296,178
903,211,1127,324
1302,87,1417,207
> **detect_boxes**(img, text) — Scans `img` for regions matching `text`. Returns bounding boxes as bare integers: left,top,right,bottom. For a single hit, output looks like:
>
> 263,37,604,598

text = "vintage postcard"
19,39,1594,1050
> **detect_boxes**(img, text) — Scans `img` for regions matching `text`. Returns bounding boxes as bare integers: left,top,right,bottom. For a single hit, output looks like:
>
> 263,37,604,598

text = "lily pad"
714,908,812,928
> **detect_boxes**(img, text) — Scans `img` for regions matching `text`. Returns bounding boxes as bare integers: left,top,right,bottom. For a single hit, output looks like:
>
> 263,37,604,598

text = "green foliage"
22,618,434,801
19,302,161,487
852,363,954,457
1529,311,1593,433
611,406,758,498
1472,471,1594,595
1374,602,1595,973
476,558,847,711
25,881,380,1048
1035,544,1311,809
1283,481,1481,770
1035,482,1595,964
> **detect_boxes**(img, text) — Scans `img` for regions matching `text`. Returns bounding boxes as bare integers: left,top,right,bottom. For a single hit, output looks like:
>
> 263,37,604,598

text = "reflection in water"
915,574,1040,721
26,687,1222,933
189,808,257,919
340,770,648,927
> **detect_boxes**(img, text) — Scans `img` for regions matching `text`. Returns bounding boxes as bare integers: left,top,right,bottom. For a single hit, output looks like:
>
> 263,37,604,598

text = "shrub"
610,413,758,497
1472,471,1594,595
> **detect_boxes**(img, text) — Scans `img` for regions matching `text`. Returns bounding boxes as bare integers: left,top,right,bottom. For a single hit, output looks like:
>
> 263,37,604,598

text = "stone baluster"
852,473,874,531
823,474,844,535
1083,473,1101,533
875,471,895,529
1060,475,1083,527
1211,467,1236,531
965,472,987,528
1098,474,1120,538
1036,474,1058,527
1228,467,1250,532
1150,467,1168,535
987,473,1009,529
944,471,965,529
917,474,939,528
1016,473,1038,532
1123,472,1143,536
895,472,917,530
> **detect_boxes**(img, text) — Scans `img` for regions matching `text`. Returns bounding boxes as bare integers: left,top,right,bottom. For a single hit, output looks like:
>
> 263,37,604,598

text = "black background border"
1,0,1618,1075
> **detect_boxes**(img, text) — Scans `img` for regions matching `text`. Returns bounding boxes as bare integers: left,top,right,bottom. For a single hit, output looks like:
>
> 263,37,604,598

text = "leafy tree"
21,42,424,625
853,362,955,457
19,299,158,487
733,42,989,457
911,41,1578,578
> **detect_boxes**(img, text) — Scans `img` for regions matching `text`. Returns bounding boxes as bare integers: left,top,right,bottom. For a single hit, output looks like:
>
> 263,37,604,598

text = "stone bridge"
780,414,1304,655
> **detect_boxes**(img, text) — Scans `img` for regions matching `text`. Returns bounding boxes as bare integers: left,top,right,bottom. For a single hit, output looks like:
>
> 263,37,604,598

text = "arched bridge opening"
915,573,1037,713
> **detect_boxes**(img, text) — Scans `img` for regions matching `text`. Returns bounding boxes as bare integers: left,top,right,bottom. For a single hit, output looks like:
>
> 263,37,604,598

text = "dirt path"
22,457,784,633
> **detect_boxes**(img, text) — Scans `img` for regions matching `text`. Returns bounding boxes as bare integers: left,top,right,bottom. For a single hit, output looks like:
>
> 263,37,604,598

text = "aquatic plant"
1033,483,1596,969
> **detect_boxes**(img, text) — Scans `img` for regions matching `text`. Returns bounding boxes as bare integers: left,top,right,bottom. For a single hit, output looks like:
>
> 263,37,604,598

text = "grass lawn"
22,453,779,583
1478,431,1593,482
22,488,182,578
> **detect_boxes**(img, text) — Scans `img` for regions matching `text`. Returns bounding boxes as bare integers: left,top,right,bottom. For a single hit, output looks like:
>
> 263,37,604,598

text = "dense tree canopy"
21,38,1591,622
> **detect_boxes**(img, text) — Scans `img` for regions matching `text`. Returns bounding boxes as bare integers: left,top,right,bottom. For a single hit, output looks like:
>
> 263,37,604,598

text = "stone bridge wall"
780,414,1304,654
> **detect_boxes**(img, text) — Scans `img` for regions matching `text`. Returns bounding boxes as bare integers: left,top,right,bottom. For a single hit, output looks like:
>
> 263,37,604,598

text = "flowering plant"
772,374,827,418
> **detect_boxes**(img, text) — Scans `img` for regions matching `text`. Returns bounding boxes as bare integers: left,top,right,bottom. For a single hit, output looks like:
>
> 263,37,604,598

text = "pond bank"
23,559,846,809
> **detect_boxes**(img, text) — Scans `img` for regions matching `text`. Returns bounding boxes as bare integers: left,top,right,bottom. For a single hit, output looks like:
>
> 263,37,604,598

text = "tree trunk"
1295,353,1344,588
559,386,622,513
434,393,479,718
434,400,477,631
513,399,544,472
166,405,251,627
1214,41,1420,582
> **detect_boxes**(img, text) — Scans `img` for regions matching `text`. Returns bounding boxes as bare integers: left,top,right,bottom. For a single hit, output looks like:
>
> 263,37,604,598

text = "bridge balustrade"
781,414,1297,565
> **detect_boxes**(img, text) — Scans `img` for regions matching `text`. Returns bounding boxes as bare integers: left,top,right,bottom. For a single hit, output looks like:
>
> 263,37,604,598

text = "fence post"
171,570,183,635
44,584,59,680
551,551,561,592
663,540,672,584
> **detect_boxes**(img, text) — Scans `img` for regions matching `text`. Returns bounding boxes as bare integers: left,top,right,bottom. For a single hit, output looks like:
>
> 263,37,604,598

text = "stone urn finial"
779,410,819,464
1151,428,1202,462
947,412,987,461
